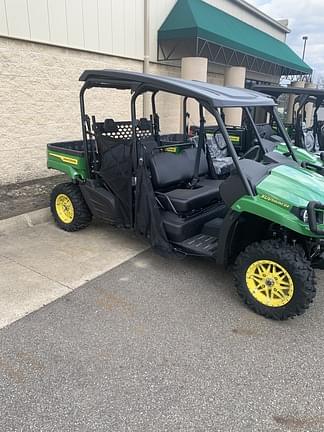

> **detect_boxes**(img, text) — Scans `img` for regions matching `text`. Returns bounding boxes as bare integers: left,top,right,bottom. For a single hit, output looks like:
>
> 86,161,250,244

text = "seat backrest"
182,148,209,175
256,123,276,140
150,148,208,190
192,134,228,159
207,134,228,159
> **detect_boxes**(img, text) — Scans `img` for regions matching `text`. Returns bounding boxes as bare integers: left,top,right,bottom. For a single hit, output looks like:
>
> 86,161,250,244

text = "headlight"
300,209,309,224
292,207,324,225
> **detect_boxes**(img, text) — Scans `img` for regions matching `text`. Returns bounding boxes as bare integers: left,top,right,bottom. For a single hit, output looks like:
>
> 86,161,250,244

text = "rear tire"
233,239,316,320
50,182,92,232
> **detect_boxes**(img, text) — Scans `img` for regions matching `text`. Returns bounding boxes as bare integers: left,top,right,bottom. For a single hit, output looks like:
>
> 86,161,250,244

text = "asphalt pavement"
0,249,323,432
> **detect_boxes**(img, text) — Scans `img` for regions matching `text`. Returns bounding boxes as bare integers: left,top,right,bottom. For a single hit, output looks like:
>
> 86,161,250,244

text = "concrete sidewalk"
0,217,147,329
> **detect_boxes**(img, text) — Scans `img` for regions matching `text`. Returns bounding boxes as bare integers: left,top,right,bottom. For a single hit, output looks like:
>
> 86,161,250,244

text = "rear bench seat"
150,148,222,214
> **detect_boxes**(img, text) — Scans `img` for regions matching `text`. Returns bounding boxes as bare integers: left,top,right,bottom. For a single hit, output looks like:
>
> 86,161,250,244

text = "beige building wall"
0,0,288,186
0,37,183,185
207,0,288,41
0,36,228,186
0,0,145,60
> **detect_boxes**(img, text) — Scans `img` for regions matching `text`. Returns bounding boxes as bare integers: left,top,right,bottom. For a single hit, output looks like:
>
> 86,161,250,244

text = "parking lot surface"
0,248,323,432
0,221,146,328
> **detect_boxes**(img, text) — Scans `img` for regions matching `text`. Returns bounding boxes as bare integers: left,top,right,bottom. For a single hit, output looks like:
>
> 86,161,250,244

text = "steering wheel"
240,145,261,161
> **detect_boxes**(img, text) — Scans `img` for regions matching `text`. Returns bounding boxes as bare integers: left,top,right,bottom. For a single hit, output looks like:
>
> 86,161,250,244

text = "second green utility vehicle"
249,85,324,174
48,70,324,320
253,84,324,153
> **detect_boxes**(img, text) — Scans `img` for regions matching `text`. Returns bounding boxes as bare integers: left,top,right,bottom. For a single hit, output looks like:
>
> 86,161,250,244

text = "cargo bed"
47,140,92,180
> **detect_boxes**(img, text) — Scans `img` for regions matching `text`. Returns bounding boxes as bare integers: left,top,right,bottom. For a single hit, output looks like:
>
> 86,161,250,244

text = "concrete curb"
0,208,51,235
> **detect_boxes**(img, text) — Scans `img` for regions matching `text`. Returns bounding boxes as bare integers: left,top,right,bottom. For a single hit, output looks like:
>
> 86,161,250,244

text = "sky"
245,0,324,82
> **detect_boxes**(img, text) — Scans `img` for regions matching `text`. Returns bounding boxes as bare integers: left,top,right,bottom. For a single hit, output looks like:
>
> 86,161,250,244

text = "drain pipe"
143,0,151,118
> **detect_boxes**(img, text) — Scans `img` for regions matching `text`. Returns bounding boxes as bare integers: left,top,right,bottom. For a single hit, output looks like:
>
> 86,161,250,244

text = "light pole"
302,36,308,61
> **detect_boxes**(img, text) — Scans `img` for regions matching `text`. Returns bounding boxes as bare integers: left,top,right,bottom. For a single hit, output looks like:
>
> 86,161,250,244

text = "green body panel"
275,143,324,167
232,195,314,237
232,164,324,238
47,139,324,238
257,164,324,207
47,149,88,180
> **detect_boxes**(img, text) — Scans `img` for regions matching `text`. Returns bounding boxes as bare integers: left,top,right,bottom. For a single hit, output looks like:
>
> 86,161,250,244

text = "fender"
216,210,241,267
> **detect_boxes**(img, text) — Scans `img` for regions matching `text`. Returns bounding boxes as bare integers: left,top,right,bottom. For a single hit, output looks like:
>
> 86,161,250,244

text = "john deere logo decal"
260,194,290,209
229,135,240,143
164,147,177,153
49,153,78,166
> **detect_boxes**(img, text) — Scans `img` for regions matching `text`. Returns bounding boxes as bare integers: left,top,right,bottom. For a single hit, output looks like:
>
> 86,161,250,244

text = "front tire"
50,182,92,232
233,240,316,320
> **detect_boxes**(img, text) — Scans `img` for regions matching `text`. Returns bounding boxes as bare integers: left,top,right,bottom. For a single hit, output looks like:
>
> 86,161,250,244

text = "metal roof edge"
233,0,291,34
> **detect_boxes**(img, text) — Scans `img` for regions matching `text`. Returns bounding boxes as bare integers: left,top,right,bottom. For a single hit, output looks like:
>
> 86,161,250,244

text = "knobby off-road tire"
50,182,92,232
233,239,316,320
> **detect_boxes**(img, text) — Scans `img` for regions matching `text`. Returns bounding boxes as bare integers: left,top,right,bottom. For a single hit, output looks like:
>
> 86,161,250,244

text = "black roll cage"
80,82,91,174
253,85,324,148
79,79,297,199
131,85,255,196
181,95,298,162
293,95,324,148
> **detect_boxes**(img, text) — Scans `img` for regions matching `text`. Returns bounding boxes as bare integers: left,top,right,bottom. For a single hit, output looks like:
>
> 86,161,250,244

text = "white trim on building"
0,0,288,62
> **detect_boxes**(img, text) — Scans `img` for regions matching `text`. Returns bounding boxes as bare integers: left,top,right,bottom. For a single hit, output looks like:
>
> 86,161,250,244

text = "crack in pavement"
0,253,73,291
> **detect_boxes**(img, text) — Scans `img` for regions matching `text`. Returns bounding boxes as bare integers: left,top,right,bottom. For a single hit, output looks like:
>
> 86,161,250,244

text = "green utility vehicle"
190,89,324,177
48,70,324,320
250,85,324,173
253,85,324,153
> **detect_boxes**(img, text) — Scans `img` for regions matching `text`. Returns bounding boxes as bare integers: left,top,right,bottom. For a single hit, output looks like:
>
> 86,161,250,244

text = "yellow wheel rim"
246,260,294,307
55,194,74,224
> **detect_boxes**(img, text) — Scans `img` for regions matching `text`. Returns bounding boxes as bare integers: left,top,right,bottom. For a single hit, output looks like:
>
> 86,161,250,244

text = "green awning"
158,0,312,75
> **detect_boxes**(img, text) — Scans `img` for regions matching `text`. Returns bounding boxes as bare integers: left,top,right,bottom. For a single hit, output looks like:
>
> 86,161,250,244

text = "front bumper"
307,201,324,235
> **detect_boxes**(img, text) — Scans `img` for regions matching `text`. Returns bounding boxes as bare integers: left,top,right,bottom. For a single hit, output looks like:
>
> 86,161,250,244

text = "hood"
275,143,323,166
256,164,324,209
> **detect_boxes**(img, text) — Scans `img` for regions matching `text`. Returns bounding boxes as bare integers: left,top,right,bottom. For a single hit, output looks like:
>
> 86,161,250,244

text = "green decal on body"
260,194,290,209
47,150,88,180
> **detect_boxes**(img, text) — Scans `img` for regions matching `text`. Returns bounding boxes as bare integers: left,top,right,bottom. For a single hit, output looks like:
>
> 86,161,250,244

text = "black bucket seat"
150,148,222,214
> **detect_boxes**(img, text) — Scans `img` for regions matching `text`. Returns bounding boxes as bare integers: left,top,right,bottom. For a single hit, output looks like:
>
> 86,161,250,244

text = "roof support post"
79,83,91,178
213,108,254,197
223,66,246,126
287,80,305,124
272,107,298,162
304,82,317,128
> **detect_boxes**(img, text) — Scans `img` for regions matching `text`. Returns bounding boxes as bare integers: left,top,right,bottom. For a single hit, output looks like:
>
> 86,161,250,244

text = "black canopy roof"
80,69,275,108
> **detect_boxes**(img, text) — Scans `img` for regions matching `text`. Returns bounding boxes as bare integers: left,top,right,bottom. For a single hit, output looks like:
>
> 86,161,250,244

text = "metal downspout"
143,0,150,118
